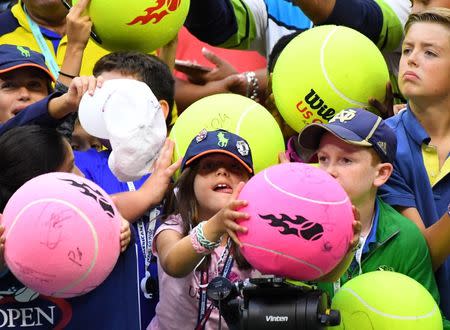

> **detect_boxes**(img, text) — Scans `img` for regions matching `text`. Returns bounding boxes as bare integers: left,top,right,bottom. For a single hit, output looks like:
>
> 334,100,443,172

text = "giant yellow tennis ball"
76,0,190,52
331,271,443,330
170,93,285,175
272,25,389,132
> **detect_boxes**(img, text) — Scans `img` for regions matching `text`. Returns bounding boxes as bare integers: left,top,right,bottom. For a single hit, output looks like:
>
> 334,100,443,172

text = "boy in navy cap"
297,108,440,308
0,44,100,135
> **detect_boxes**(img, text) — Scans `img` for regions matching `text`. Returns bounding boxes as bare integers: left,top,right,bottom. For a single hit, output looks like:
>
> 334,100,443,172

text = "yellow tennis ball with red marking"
170,93,285,175
76,0,190,52
332,271,443,329
272,25,389,132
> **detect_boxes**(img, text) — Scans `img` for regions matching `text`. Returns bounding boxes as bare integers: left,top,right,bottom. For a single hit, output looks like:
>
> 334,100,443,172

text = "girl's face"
399,22,450,102
193,154,250,220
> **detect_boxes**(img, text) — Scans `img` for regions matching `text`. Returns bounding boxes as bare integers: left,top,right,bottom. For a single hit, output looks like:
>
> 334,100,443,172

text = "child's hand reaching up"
112,138,181,221
211,181,250,248
120,217,131,253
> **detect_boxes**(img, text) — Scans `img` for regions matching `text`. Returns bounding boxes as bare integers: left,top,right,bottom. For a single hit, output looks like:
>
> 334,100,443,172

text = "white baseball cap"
79,79,167,182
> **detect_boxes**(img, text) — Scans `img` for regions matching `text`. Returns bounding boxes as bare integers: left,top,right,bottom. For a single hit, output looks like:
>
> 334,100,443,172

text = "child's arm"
400,206,450,271
156,182,249,277
111,139,181,221
57,0,92,86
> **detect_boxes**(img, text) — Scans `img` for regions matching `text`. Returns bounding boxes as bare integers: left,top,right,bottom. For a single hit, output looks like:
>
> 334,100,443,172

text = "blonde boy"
378,8,450,320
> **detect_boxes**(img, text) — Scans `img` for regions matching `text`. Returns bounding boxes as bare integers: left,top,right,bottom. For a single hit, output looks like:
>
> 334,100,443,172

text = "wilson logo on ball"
128,0,183,25
259,213,324,241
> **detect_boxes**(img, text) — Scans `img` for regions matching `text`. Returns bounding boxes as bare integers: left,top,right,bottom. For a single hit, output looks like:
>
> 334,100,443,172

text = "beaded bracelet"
196,221,221,250
244,71,259,102
190,225,210,255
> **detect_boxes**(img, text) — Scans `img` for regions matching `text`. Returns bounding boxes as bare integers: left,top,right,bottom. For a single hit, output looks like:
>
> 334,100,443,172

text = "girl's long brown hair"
162,160,252,270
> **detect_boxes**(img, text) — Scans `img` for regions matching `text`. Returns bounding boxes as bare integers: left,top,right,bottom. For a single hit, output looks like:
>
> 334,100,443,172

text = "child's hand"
66,0,92,51
217,181,250,247
0,217,5,269
120,217,131,253
48,75,104,119
149,138,182,202
368,81,394,119
66,75,104,111
348,205,362,253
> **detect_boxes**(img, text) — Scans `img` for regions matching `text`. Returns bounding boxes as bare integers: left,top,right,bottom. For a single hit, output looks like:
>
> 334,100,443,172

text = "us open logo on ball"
237,163,354,281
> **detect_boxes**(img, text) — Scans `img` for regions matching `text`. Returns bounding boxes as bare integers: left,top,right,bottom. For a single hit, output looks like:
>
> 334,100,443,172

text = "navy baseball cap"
181,129,254,173
297,108,397,164
0,44,55,81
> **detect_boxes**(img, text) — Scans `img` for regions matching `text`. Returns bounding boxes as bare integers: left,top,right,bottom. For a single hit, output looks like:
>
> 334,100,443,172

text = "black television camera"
207,276,340,330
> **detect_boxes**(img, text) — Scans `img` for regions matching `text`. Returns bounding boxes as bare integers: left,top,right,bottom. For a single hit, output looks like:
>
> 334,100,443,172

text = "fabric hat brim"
184,149,253,174
0,63,55,82
298,123,373,151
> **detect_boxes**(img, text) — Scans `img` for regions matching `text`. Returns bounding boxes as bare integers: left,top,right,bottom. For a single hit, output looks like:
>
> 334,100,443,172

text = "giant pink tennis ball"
1,172,121,298
237,163,354,280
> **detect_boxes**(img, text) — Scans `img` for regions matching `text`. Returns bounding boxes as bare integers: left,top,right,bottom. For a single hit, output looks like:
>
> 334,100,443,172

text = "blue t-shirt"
0,227,141,329
379,106,450,319
75,149,159,328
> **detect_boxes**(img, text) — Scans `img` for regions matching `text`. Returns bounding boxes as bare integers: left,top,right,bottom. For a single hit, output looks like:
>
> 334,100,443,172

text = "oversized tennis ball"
75,0,190,52
237,163,354,281
2,172,121,298
272,25,389,132
170,93,285,175
332,271,443,329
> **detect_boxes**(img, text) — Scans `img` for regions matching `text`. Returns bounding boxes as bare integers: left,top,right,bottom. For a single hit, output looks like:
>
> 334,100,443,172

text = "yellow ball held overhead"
331,271,443,330
169,93,285,175
74,0,190,52
272,25,389,133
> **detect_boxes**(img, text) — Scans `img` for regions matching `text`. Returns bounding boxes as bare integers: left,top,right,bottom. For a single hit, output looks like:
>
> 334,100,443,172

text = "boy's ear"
374,162,393,187
159,100,169,119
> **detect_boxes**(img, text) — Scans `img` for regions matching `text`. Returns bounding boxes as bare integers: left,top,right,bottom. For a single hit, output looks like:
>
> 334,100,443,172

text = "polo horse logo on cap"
217,131,229,148
127,0,183,25
16,46,30,57
329,109,357,123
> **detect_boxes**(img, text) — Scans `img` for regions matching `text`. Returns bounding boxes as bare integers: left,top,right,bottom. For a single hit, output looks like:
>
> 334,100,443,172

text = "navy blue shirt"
379,106,450,319
75,149,159,329
0,227,141,329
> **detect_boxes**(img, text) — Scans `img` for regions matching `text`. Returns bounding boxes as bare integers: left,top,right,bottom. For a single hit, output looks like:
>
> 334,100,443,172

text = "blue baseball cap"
0,44,55,81
181,129,254,173
297,108,397,164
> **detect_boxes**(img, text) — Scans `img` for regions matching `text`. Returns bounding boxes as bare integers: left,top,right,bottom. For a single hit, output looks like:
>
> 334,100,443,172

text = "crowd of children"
0,0,449,329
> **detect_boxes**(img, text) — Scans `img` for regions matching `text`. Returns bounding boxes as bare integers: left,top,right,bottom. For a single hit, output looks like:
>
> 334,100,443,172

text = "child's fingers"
231,182,246,200
72,0,91,13
228,199,248,210
224,219,248,234
225,209,249,222
226,229,243,248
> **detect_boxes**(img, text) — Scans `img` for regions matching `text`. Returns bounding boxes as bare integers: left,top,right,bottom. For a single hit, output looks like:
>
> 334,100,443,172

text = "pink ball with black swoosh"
1,172,121,298
237,162,354,281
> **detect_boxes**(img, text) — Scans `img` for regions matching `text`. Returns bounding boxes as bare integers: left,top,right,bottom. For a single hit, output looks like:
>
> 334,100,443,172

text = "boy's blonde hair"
405,8,450,34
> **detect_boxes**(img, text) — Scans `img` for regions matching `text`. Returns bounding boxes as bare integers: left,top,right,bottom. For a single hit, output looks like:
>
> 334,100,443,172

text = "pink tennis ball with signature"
1,172,121,298
237,163,354,281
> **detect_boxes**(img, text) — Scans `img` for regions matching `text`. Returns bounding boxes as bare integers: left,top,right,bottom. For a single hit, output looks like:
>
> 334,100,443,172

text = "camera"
207,276,340,330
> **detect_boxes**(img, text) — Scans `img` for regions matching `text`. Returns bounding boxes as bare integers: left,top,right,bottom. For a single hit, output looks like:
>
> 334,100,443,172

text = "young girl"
149,129,255,330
